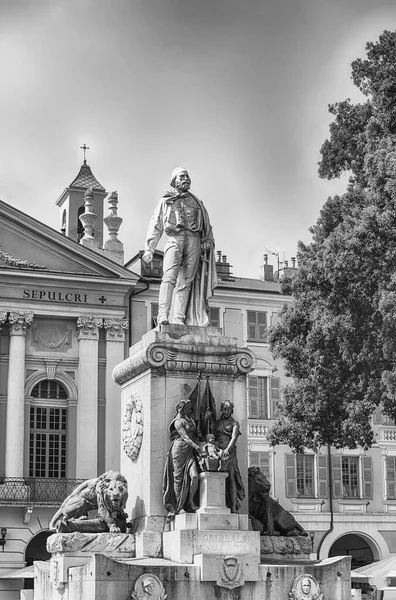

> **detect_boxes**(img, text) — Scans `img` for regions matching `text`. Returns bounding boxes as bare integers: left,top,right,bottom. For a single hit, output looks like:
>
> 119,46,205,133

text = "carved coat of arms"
217,556,245,590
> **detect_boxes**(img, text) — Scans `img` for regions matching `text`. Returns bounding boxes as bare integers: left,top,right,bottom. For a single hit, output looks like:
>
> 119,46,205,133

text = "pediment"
0,199,138,280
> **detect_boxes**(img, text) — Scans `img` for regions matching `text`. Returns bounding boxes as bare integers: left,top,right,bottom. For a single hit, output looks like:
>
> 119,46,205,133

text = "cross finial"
80,143,90,164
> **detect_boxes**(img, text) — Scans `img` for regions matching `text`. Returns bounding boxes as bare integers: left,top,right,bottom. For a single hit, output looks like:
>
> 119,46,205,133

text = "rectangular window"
386,456,396,499
249,451,270,477
332,456,372,499
248,376,269,419
209,307,221,329
285,454,328,498
296,454,314,497
29,407,67,478
247,311,268,342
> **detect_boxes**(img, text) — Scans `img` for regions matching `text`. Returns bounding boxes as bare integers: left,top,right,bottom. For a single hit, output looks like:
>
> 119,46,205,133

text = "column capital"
0,312,7,331
9,311,34,336
103,317,128,342
77,314,102,340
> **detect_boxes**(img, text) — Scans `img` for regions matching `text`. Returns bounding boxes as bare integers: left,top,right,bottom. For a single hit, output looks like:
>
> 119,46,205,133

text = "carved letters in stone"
289,574,323,600
103,318,128,341
131,573,167,600
9,311,34,335
122,394,143,462
216,556,245,590
76,315,102,340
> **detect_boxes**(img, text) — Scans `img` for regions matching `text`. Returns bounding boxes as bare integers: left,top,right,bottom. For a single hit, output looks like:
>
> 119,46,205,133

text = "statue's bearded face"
174,170,191,192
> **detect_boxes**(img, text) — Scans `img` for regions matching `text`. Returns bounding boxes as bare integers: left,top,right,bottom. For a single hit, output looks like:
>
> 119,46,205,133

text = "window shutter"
317,455,328,498
249,451,259,467
258,312,267,341
270,377,280,418
386,456,396,499
362,456,373,499
259,451,270,477
332,455,342,497
285,454,296,497
249,376,259,418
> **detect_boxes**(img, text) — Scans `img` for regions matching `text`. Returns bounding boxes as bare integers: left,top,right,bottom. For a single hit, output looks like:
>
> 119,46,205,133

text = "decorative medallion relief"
131,573,167,600
103,318,128,341
76,315,102,340
217,556,245,590
289,574,323,600
0,244,47,270
9,311,34,335
122,394,143,462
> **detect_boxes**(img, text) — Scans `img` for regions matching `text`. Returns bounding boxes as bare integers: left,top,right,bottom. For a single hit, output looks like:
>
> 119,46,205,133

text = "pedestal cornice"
8,311,34,335
113,325,256,385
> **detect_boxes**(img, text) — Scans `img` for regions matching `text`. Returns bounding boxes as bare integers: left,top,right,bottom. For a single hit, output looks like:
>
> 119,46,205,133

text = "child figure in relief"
200,434,224,471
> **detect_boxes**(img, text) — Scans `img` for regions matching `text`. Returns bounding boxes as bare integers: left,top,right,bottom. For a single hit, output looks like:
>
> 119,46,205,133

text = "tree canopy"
270,30,396,452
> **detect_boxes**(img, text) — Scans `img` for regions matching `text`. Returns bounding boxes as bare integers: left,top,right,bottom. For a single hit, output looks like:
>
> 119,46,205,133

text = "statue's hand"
201,241,211,252
142,250,153,263
164,225,176,235
223,449,230,459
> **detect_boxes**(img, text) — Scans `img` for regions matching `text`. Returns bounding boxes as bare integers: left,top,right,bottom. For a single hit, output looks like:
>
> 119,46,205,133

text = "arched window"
29,380,68,478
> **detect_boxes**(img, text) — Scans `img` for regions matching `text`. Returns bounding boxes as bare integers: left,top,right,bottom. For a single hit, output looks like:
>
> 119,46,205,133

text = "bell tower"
56,145,107,248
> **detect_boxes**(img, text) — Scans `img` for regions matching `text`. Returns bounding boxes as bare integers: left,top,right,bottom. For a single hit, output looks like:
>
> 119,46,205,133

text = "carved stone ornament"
0,244,47,269
216,556,245,590
0,312,7,330
289,574,323,600
50,559,65,593
131,573,167,600
76,315,102,340
122,394,143,462
33,326,72,349
114,342,255,385
9,311,34,335
103,317,128,341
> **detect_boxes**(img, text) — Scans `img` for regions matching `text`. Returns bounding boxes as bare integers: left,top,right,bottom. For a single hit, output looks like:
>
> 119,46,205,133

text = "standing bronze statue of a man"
143,167,217,326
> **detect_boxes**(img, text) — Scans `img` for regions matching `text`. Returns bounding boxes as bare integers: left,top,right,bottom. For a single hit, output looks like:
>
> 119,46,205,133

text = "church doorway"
24,531,52,589
329,533,375,569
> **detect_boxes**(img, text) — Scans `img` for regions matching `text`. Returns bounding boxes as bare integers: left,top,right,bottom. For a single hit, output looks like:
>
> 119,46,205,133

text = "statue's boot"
158,281,174,325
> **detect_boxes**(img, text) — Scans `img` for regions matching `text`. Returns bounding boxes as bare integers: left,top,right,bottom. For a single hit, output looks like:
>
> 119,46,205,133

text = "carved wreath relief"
131,573,167,600
289,574,323,600
122,393,144,462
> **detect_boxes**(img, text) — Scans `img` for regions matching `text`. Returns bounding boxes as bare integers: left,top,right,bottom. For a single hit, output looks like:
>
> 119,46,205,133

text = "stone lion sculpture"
50,470,128,534
248,467,308,537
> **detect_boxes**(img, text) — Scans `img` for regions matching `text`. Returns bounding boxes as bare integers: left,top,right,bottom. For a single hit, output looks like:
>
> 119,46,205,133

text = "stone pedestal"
198,471,229,514
113,324,255,532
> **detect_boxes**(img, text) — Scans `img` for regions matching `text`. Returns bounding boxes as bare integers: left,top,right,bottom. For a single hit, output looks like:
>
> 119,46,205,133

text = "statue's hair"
175,398,193,414
170,167,190,188
220,400,234,413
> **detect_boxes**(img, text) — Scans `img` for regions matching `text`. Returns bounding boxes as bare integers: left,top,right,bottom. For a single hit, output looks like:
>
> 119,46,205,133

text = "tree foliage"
270,30,396,452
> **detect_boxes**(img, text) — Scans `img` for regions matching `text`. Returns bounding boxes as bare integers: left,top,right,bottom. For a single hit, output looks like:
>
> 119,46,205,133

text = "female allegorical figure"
215,400,245,513
163,399,206,519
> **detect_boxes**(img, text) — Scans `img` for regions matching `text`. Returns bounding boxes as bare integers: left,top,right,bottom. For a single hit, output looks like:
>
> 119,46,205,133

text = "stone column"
103,317,128,472
76,315,102,479
5,311,34,477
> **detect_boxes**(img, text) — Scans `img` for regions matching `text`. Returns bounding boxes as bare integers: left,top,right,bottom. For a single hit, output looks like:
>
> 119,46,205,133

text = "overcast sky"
1,0,395,278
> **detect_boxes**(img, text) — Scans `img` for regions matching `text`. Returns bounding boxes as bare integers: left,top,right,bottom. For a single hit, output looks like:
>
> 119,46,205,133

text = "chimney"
280,256,298,280
216,250,233,279
259,254,274,282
